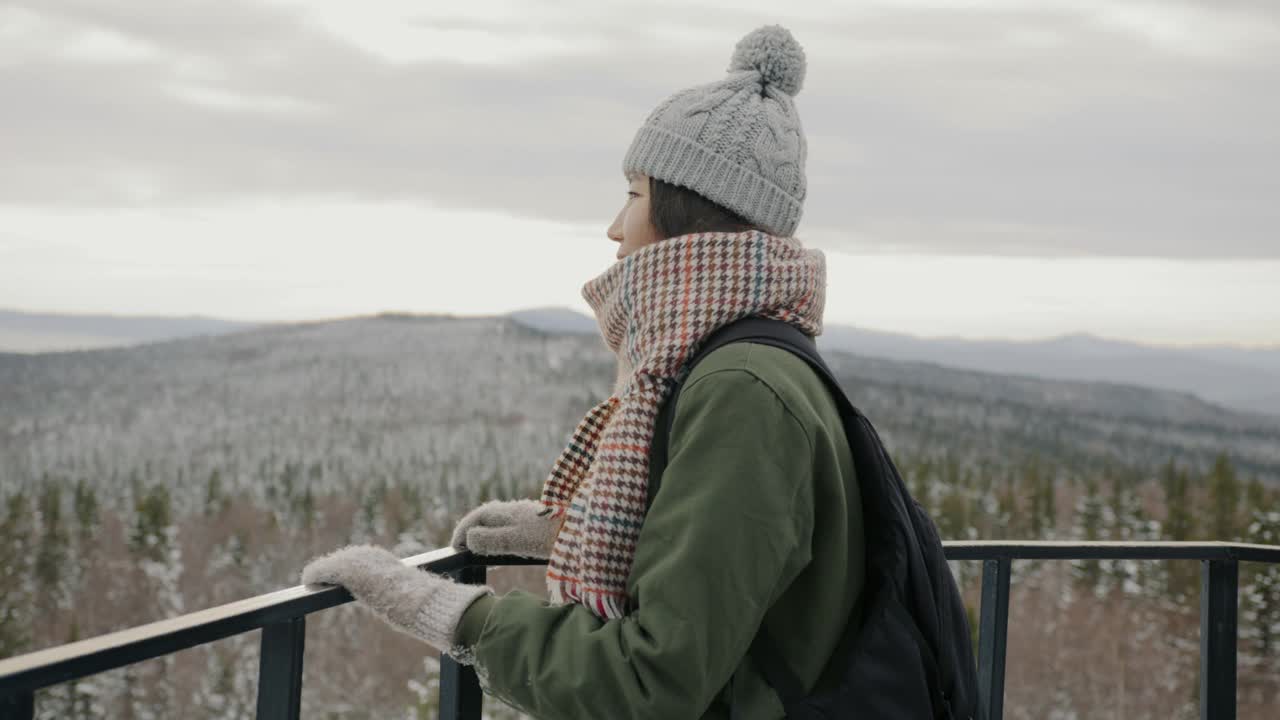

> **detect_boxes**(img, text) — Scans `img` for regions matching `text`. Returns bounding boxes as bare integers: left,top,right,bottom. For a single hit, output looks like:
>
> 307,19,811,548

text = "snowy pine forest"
2,313,1279,718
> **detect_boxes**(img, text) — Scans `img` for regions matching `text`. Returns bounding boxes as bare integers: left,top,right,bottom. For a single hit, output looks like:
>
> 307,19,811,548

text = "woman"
302,24,864,719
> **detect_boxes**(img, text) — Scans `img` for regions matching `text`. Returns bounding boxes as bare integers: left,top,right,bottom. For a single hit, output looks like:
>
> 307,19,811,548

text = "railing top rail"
941,540,1280,562
2,540,1278,694
0,546,469,694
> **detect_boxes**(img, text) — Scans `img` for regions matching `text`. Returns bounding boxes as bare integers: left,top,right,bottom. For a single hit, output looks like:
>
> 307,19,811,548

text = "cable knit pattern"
622,24,808,236
537,228,826,618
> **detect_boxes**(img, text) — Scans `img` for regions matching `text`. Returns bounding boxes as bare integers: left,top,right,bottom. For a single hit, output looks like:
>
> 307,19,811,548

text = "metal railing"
2,541,1278,720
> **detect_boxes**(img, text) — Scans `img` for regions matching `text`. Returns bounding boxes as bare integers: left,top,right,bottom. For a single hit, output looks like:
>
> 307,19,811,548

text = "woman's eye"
626,192,639,198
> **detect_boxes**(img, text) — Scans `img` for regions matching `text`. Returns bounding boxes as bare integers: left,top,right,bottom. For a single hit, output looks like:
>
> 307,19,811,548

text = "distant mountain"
508,306,1280,418
814,327,1280,420
4,313,1276,500
0,309,259,353
507,306,598,335
8,305,1275,418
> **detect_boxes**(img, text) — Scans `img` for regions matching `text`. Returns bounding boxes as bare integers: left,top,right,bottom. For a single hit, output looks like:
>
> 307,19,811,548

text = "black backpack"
647,315,979,720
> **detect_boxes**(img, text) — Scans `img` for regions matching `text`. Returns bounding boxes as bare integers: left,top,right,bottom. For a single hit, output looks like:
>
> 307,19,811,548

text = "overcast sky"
2,0,1277,345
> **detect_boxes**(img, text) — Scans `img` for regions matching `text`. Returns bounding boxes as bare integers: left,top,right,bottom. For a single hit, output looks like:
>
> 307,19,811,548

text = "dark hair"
648,177,758,239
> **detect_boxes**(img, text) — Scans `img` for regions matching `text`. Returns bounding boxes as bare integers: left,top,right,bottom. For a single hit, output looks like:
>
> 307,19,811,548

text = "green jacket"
455,341,865,719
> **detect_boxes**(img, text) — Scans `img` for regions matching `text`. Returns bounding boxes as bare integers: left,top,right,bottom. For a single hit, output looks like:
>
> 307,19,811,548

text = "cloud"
1,0,1277,258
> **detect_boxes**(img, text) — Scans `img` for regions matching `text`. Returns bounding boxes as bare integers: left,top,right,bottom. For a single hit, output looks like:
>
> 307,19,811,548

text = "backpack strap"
654,314,841,511
724,323,952,718
651,316,830,712
654,315,953,718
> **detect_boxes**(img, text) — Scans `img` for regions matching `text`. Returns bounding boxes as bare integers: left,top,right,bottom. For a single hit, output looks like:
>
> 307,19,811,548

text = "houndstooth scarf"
537,228,827,619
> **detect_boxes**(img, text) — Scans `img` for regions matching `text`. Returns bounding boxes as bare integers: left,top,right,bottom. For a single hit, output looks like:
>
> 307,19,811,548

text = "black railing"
2,541,1278,720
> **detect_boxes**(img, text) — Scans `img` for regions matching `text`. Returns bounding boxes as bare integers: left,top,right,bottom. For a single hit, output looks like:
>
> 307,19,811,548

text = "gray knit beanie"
622,24,808,237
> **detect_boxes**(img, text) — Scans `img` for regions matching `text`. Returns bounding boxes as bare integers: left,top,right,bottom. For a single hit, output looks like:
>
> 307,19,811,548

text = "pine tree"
70,479,100,631
1108,470,1141,592
122,483,184,719
1027,456,1046,538
0,491,35,656
299,486,315,533
1162,458,1198,600
1073,476,1104,591
355,480,388,543
280,461,299,501
73,479,99,544
1246,475,1269,515
35,479,70,607
204,468,226,517
1041,469,1057,538
995,470,1018,540
1112,467,1162,596
1208,452,1241,541
130,483,172,563
1244,511,1280,658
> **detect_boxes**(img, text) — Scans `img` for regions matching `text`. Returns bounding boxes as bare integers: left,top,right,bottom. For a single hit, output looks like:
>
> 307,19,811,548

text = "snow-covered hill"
512,305,1280,418
3,312,1275,508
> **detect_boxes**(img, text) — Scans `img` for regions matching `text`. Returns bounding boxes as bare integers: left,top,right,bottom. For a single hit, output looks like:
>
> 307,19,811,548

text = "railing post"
439,564,486,720
977,557,1011,720
1200,559,1237,720
256,616,306,720
0,690,33,720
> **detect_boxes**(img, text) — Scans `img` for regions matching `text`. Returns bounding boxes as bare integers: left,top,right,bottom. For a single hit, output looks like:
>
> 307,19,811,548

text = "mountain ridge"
4,305,1277,418
3,313,1275,493
509,306,1280,418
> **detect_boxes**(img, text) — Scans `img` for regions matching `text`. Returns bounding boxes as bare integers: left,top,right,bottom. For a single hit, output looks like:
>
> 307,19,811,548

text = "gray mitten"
300,544,493,654
450,499,561,560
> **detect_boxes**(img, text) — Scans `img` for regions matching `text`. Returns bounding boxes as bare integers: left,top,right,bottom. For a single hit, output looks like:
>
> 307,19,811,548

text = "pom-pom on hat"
729,24,806,96
622,24,809,237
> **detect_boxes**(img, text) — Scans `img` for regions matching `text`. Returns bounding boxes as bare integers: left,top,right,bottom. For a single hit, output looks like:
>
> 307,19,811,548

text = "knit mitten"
450,498,561,560
301,544,493,654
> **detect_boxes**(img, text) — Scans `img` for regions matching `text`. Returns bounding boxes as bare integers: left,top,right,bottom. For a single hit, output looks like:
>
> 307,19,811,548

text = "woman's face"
607,172,663,260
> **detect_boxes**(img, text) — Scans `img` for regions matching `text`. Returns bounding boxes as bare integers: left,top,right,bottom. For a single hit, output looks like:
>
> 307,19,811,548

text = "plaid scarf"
537,229,826,619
